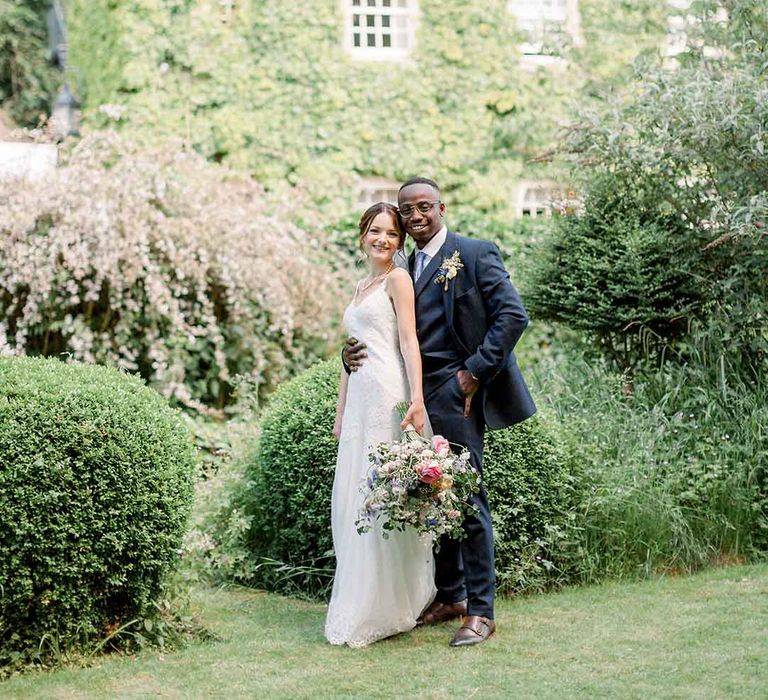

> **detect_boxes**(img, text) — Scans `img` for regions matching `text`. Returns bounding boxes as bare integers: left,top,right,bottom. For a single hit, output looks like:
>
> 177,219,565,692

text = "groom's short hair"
399,177,440,194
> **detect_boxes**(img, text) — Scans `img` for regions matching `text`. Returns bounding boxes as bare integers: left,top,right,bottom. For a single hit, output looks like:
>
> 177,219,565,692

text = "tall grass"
531,343,767,583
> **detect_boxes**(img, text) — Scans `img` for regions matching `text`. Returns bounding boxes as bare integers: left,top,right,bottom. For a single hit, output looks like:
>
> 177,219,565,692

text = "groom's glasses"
398,201,441,218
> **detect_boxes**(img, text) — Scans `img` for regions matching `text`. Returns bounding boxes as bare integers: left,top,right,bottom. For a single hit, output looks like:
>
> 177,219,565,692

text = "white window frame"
507,0,582,66
341,0,419,62
356,176,401,208
663,0,727,61
514,180,566,219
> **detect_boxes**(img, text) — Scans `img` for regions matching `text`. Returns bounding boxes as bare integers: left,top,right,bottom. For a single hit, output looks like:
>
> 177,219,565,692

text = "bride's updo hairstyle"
358,202,406,253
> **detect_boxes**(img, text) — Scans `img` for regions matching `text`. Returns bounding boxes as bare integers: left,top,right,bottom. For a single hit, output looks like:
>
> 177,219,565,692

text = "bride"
324,202,436,648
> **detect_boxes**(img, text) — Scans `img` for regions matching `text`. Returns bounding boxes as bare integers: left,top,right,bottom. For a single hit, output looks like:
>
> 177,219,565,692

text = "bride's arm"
332,367,349,440
387,268,426,435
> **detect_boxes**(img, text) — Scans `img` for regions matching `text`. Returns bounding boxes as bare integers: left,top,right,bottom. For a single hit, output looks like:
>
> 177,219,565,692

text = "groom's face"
398,183,445,248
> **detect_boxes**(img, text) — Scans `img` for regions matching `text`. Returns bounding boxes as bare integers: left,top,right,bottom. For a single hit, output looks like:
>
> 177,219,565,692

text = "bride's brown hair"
358,202,406,252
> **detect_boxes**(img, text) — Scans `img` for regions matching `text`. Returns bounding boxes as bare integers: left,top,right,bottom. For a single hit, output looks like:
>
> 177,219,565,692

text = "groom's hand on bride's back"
343,337,367,372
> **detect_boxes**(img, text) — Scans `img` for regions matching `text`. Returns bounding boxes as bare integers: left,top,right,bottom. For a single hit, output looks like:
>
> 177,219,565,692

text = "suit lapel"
441,231,459,331
407,248,416,281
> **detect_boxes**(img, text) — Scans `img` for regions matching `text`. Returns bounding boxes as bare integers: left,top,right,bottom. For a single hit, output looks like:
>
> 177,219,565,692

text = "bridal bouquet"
356,403,480,540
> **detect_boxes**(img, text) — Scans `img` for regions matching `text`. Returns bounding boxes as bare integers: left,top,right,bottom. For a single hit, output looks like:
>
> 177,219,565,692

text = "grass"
1,564,766,699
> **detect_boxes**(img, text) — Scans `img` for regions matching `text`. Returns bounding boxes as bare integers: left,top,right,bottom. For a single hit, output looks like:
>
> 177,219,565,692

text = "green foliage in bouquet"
0,356,194,668
234,360,577,599
356,417,479,541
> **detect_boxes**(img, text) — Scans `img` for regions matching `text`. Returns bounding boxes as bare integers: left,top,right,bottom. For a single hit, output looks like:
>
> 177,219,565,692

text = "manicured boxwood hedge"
0,357,195,665
239,359,578,598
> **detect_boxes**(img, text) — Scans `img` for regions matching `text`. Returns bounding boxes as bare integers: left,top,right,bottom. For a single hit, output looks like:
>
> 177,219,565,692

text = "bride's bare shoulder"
387,267,413,286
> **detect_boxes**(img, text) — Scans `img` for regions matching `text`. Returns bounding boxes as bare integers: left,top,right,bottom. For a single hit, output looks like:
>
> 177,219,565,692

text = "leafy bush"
232,360,576,599
484,419,580,594
0,356,194,666
534,348,768,581
527,1,768,373
525,172,707,369
0,130,347,415
0,0,56,126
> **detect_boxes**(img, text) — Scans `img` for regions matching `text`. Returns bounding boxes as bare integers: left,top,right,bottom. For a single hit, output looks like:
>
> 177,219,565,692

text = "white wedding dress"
325,279,435,648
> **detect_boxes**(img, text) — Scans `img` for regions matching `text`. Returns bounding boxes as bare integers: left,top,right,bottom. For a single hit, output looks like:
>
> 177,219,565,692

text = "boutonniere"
434,250,464,291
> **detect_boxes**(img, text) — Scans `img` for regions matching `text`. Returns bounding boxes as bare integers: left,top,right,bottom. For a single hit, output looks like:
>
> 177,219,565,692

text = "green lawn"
2,564,766,700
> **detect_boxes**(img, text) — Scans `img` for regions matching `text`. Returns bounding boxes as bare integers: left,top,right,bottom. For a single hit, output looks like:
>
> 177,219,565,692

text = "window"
663,0,727,61
514,181,567,218
343,0,418,61
507,0,581,64
356,177,400,208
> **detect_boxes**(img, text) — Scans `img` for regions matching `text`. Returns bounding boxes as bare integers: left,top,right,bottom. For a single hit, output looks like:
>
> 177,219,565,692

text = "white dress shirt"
413,225,448,280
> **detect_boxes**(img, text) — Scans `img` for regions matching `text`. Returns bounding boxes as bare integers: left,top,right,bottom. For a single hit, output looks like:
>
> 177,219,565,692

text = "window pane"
382,33,391,47
383,0,391,5
367,33,376,46
381,14,390,27
352,0,361,5
353,33,361,47
367,0,376,6
353,14,360,26
366,14,375,27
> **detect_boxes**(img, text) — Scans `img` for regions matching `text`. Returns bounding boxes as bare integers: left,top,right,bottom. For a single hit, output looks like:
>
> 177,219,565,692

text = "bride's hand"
332,414,343,441
400,400,426,435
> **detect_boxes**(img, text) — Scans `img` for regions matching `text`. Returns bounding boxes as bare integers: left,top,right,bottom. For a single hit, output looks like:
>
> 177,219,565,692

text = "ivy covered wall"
0,0,57,126
66,0,668,218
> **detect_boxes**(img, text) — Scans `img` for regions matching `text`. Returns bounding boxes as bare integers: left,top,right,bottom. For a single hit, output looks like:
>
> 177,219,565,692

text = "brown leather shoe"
449,615,496,647
416,599,468,626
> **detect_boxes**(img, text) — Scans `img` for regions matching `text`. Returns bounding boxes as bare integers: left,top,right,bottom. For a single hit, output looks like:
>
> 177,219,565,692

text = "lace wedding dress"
325,279,436,648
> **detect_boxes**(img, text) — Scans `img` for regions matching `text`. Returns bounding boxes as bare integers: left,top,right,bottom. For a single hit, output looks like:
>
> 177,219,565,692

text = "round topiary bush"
238,359,579,599
0,357,194,665
484,420,579,594
239,360,340,598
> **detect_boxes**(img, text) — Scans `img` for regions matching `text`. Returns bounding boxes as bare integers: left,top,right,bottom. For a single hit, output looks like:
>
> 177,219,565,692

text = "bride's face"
363,212,401,266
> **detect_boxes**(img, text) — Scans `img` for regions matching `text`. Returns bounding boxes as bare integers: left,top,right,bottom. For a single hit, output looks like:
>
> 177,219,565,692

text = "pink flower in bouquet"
431,435,451,457
417,460,443,484
379,461,396,474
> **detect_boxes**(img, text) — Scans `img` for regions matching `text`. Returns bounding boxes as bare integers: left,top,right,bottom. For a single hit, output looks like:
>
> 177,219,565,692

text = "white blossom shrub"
0,131,346,414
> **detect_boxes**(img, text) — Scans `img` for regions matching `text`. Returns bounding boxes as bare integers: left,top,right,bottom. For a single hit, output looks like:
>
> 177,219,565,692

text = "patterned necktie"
414,250,429,282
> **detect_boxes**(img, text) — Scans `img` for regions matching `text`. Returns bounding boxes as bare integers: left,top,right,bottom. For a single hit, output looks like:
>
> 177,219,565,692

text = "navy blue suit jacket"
408,230,536,430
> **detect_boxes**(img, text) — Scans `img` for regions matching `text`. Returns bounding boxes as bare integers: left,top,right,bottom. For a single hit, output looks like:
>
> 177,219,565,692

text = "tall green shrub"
525,172,708,369
0,0,56,126
527,0,768,373
0,356,194,666
233,360,576,599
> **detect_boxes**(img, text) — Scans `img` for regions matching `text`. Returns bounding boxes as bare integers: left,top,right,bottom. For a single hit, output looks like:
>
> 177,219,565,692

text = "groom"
344,177,536,647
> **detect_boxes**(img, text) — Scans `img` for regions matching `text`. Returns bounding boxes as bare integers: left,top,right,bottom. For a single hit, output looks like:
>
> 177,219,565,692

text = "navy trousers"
425,374,494,619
